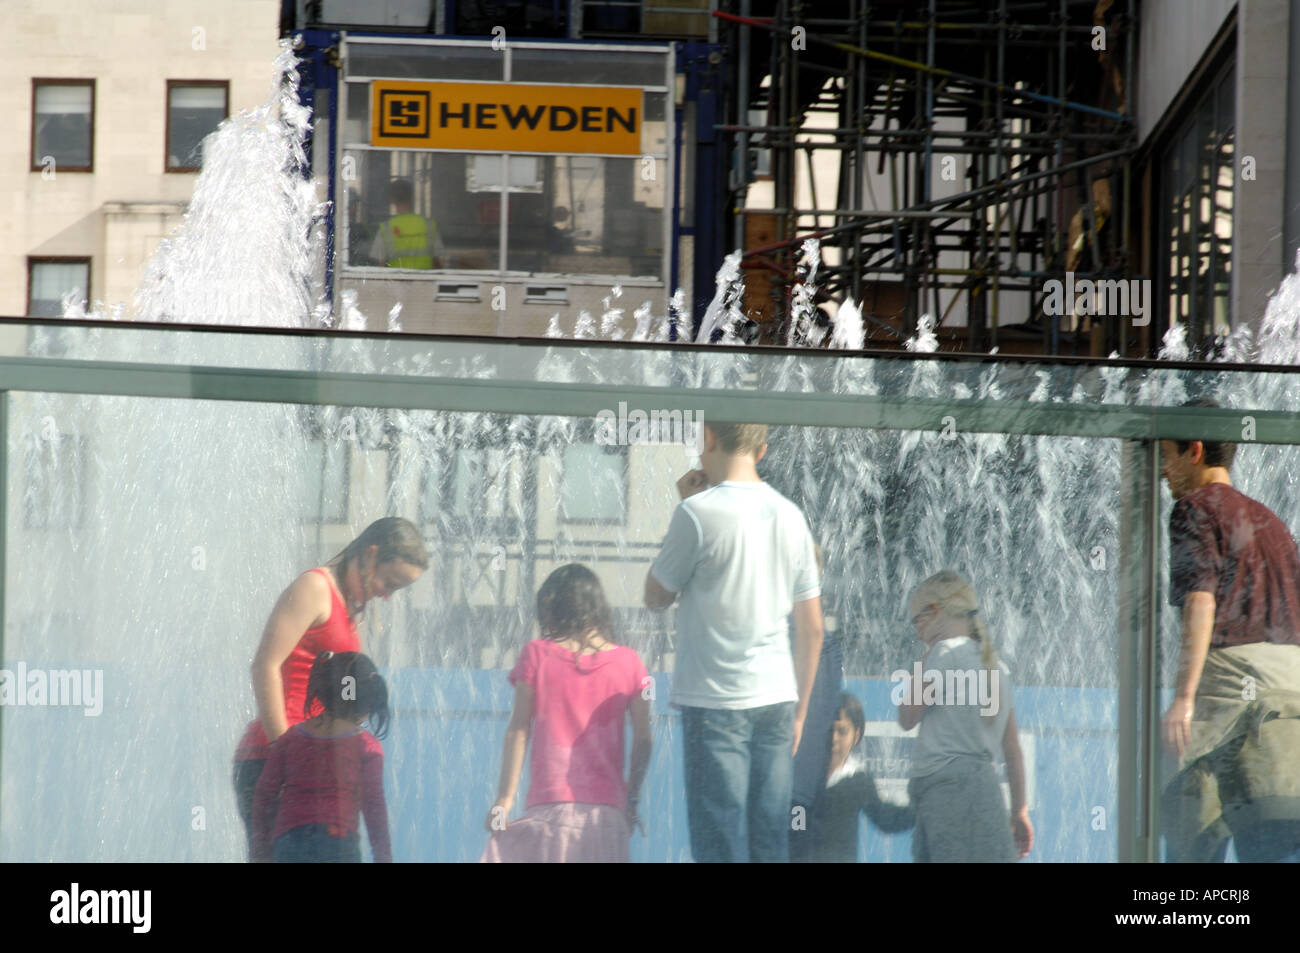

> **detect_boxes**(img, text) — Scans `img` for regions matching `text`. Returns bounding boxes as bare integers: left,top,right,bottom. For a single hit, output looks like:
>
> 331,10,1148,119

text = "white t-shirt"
910,636,1014,778
651,480,820,709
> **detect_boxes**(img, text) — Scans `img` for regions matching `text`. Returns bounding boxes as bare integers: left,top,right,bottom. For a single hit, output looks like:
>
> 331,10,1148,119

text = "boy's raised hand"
676,469,709,500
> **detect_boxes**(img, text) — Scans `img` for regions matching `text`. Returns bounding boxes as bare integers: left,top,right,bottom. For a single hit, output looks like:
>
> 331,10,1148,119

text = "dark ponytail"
304,650,391,740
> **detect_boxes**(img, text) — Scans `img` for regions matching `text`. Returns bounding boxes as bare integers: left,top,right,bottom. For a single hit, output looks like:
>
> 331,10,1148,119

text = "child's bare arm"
1002,708,1027,812
626,689,653,832
627,688,653,790
896,646,933,730
486,682,534,831
897,682,925,730
1002,708,1033,858
360,745,392,862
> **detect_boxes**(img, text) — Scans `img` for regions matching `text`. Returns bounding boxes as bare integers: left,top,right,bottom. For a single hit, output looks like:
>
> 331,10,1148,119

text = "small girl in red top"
482,564,653,863
252,651,394,863
233,518,427,860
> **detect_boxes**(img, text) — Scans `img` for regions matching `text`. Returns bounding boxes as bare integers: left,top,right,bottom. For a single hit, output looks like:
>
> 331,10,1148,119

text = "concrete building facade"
0,0,283,319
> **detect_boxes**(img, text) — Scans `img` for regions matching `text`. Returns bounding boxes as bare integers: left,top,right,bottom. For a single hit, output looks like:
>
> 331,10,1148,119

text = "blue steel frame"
294,29,343,302
674,40,726,341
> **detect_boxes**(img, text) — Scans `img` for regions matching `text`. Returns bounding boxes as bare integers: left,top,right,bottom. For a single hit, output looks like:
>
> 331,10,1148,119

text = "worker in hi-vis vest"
369,179,446,269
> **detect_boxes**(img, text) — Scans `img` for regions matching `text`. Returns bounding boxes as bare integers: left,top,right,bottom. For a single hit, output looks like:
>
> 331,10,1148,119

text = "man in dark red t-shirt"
1160,400,1300,863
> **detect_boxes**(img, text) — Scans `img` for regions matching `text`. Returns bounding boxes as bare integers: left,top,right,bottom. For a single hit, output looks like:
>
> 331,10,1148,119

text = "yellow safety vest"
383,213,435,269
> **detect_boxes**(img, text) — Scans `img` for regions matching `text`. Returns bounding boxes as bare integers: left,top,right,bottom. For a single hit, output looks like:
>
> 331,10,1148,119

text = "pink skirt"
480,802,630,863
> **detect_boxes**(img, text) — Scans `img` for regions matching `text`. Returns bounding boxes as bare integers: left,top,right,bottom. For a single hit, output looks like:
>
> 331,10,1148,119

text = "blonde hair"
706,422,768,456
911,570,996,670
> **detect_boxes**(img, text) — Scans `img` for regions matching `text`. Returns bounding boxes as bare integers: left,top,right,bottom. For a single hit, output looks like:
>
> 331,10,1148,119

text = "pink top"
510,639,649,810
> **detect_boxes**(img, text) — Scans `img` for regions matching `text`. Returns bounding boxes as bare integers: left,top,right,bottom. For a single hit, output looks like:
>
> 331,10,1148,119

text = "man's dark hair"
1176,398,1237,469
389,179,415,206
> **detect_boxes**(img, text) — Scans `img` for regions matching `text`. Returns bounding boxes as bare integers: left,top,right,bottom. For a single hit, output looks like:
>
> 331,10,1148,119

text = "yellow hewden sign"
370,81,642,154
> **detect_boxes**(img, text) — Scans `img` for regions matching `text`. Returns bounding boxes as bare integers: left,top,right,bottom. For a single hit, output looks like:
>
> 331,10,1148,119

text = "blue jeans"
681,702,795,863
273,823,362,863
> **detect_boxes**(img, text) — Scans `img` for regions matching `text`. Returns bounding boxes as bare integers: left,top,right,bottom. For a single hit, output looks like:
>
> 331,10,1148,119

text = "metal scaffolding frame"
717,0,1138,354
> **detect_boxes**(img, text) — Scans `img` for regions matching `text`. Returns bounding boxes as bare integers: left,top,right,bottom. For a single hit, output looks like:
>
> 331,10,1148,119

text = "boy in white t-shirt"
644,421,824,862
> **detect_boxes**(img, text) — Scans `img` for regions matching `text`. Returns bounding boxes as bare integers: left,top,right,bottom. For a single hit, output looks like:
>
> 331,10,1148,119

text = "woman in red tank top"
233,517,428,858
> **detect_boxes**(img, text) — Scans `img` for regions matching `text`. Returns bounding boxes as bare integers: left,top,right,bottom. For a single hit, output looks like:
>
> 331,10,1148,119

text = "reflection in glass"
507,156,664,276
167,85,228,170
346,42,504,82
509,47,668,88
1160,67,1233,356
11,315,1300,862
34,82,92,168
344,150,501,270
27,260,89,317
559,443,626,523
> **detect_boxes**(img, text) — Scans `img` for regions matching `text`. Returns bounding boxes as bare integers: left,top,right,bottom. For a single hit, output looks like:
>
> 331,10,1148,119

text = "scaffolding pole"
718,0,1137,354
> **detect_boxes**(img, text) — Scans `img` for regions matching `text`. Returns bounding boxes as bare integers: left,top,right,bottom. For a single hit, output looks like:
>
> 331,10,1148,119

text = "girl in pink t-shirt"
482,564,653,862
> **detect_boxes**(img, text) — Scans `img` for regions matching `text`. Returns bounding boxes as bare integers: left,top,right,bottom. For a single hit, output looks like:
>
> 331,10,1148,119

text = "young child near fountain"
250,651,393,863
233,517,427,860
795,693,914,862
898,570,1032,862
482,564,652,863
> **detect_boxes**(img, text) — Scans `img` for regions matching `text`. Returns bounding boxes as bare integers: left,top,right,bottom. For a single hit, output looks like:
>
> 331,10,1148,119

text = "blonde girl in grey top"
895,570,1033,862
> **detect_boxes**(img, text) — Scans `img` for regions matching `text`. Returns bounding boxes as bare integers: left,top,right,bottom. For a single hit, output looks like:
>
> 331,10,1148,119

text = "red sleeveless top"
234,568,361,761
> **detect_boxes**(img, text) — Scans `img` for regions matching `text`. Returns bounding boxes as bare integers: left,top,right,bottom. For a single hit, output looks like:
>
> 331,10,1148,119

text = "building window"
166,81,229,171
1158,65,1234,356
27,258,90,317
454,1,568,38
559,443,627,524
342,148,666,277
438,447,522,538
337,40,671,283
581,1,641,35
31,79,94,172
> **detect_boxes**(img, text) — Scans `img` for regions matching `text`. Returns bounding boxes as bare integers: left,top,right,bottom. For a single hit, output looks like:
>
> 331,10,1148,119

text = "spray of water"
9,40,1300,864
5,42,330,861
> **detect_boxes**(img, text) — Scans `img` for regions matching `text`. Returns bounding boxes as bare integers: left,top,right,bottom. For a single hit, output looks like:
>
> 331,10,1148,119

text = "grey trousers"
909,758,1015,863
